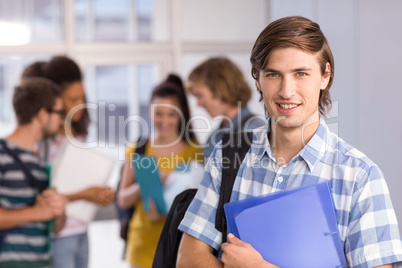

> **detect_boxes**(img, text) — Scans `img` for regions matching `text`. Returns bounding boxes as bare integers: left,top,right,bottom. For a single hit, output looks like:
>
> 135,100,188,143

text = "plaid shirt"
179,118,402,268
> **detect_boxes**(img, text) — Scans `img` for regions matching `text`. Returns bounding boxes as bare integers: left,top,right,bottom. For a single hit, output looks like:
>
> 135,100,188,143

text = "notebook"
132,154,168,214
224,181,347,268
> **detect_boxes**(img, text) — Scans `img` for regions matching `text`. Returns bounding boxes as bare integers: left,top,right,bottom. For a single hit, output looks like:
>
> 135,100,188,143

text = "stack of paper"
224,181,347,268
52,142,116,223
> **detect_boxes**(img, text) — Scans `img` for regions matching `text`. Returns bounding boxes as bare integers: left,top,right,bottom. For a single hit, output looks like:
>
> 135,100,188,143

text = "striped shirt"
0,139,51,268
179,118,402,268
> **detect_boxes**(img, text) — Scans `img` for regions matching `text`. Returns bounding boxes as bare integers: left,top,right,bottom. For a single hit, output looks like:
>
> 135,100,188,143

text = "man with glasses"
0,78,67,268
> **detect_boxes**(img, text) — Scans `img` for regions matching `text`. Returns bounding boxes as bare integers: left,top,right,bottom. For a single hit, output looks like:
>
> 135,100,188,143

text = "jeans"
52,233,89,268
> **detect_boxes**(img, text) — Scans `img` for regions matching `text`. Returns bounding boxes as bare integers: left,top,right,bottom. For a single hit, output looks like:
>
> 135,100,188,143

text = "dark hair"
188,57,251,107
13,78,62,125
22,55,90,136
21,61,47,80
250,16,334,116
151,74,198,144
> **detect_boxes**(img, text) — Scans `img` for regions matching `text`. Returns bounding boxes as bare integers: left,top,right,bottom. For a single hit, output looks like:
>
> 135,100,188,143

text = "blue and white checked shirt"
179,118,402,268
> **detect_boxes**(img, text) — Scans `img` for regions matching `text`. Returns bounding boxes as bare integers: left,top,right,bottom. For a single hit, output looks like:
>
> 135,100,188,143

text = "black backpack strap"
153,188,197,268
0,139,46,193
215,131,253,243
239,113,256,130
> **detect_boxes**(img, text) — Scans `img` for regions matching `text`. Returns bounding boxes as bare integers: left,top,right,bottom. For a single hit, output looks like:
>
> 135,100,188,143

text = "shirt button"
278,177,283,183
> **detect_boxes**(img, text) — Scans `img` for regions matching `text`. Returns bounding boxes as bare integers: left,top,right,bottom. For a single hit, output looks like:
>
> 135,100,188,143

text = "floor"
88,220,130,268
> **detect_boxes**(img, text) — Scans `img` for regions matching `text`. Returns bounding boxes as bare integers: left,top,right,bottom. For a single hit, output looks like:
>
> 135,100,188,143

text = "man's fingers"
221,242,228,251
227,233,244,245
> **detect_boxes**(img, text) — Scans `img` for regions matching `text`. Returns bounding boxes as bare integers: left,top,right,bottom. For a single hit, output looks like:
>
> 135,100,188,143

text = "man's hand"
221,233,278,268
41,188,68,217
31,194,54,221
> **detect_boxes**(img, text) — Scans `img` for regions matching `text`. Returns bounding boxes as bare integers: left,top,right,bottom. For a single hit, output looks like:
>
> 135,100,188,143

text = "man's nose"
279,76,296,99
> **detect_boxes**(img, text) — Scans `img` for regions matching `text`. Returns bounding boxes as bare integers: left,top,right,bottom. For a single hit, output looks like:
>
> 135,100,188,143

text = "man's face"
257,47,330,130
191,81,226,118
43,98,64,138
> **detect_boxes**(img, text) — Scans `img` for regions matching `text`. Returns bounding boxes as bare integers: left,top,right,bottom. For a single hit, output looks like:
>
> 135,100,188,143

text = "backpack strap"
239,113,256,130
0,139,46,193
215,131,253,243
153,188,198,267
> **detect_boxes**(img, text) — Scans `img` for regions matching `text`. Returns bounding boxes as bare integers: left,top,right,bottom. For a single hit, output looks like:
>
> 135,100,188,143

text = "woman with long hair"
117,74,203,268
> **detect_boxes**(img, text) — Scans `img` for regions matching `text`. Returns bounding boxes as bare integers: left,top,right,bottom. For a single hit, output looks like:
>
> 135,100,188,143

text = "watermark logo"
63,100,340,162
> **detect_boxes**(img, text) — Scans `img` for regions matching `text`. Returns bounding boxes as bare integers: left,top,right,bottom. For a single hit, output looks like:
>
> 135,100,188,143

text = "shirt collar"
252,117,329,172
298,117,329,171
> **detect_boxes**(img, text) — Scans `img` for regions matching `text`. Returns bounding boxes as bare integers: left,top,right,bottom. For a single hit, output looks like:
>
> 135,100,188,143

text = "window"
0,55,50,134
0,0,63,45
84,64,159,153
74,0,168,42
0,2,269,268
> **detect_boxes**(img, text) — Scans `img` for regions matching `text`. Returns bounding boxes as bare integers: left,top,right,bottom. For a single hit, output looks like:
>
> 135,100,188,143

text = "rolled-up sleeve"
178,142,224,250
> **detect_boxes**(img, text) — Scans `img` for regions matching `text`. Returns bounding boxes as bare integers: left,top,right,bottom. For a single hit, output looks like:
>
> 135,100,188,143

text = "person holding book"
117,74,203,268
177,16,402,268
187,57,265,160
21,56,115,268
0,78,67,268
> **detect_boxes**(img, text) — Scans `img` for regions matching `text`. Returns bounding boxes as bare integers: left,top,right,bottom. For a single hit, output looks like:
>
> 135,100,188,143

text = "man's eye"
296,72,307,77
266,73,278,77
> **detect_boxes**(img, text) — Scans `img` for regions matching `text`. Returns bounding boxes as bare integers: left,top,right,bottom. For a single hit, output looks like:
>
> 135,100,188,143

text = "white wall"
356,0,402,228
270,0,357,145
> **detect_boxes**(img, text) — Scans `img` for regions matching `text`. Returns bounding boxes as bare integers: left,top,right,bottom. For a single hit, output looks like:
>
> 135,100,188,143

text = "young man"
177,16,402,268
0,78,68,268
187,57,265,159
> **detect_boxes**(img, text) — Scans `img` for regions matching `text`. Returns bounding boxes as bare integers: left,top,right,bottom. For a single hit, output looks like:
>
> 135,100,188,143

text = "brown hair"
22,55,90,136
188,57,251,107
13,78,62,125
250,16,334,116
151,74,198,145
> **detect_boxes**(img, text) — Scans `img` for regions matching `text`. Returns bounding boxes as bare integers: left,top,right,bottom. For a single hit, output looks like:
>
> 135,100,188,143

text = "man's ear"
255,81,262,94
36,107,48,124
320,62,331,90
254,72,262,91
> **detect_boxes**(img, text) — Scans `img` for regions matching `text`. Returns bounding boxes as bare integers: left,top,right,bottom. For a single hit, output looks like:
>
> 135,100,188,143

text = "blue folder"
224,181,347,268
132,155,168,214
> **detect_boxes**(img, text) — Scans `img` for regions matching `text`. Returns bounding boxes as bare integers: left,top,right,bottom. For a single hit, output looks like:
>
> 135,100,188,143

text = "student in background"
117,74,203,268
0,78,67,268
187,57,265,159
177,16,402,268
21,56,115,268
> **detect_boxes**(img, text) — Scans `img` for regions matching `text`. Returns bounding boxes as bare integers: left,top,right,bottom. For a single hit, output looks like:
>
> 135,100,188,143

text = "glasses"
46,108,64,117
